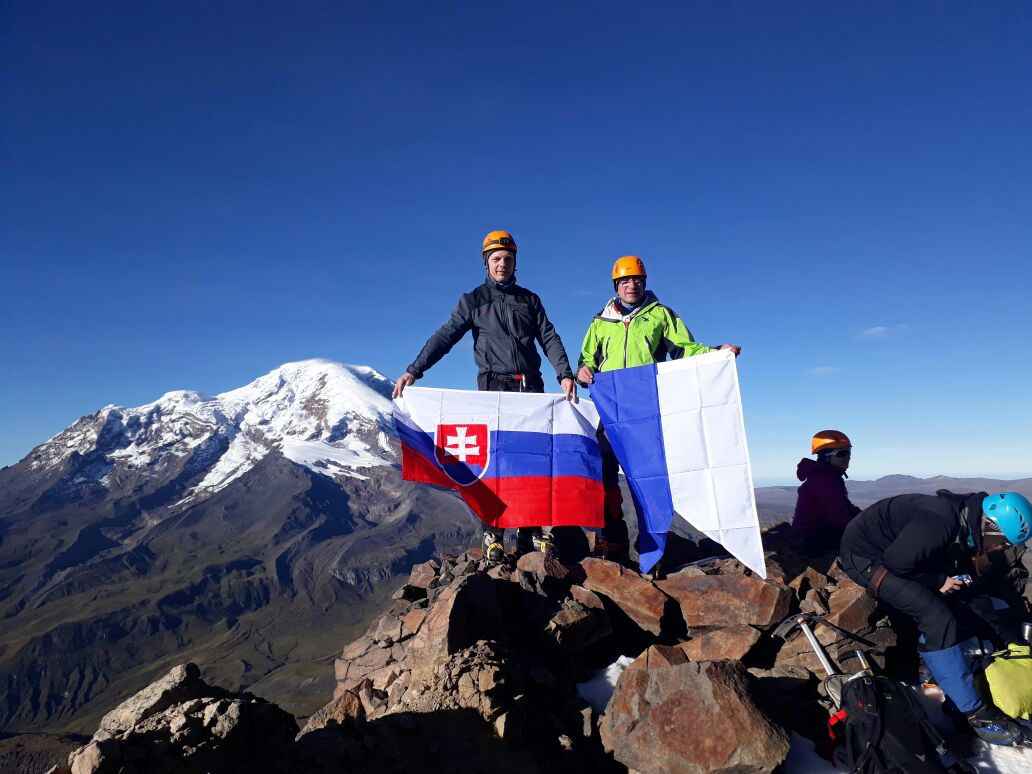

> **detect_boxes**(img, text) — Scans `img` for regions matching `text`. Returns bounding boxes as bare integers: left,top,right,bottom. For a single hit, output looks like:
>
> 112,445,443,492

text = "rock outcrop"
49,663,298,774
600,649,790,773
54,521,930,773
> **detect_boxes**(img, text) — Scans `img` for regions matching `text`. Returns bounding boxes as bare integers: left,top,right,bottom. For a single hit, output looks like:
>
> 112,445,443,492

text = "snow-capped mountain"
0,360,478,735
26,359,398,503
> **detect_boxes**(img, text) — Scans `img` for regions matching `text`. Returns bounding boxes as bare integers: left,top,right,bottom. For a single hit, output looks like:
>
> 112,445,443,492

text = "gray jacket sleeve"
406,295,472,378
531,294,574,383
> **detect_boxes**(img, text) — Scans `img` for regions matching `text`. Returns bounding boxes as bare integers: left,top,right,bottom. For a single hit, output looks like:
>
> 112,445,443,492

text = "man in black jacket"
393,230,576,564
840,489,1032,746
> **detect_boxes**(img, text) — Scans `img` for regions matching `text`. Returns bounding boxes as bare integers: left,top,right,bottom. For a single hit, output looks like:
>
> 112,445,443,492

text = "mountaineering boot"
482,530,505,565
532,530,558,559
514,528,536,558
965,702,1025,746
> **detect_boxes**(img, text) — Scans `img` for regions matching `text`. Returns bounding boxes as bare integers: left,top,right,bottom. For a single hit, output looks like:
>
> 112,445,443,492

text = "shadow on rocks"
294,707,620,774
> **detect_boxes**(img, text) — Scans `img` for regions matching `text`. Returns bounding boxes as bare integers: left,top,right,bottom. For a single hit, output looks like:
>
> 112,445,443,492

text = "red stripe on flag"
401,443,603,529
402,443,507,523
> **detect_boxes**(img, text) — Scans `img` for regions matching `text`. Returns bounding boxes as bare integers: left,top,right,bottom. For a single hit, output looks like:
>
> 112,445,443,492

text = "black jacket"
840,490,986,590
406,278,574,386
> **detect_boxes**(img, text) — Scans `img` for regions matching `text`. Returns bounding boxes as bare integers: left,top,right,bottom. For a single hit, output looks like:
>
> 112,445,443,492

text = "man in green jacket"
577,256,740,568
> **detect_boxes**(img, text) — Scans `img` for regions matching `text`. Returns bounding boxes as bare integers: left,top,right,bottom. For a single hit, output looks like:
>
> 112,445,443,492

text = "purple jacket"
792,458,861,548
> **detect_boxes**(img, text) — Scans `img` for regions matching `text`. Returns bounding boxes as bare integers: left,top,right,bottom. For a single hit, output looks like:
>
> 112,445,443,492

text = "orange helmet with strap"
482,230,517,258
811,430,852,455
612,255,647,281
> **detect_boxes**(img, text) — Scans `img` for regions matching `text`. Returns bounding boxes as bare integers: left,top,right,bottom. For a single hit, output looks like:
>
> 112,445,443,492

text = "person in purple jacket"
791,430,860,550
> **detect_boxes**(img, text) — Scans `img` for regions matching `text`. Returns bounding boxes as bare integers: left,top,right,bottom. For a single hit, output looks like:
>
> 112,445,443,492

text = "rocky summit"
47,524,1015,774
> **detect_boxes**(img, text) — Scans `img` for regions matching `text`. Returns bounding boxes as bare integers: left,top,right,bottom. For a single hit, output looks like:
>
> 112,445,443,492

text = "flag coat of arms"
590,349,766,577
393,387,604,528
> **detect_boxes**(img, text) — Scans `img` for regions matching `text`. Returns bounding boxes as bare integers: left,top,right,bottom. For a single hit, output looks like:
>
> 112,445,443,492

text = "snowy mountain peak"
25,360,399,504
218,359,393,436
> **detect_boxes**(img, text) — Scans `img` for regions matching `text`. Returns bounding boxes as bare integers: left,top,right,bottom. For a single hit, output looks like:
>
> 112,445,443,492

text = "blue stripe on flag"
590,364,675,573
394,420,602,481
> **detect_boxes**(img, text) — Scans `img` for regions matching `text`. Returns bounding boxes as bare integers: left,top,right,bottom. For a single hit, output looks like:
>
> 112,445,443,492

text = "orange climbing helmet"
482,230,517,257
811,430,852,455
612,255,647,281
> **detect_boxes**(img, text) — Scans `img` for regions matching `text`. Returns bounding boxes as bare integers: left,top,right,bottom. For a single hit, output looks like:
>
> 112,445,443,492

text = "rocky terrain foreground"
41,523,986,774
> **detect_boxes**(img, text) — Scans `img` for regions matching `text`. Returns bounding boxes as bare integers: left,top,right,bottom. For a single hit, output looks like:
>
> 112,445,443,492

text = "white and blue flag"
590,349,766,577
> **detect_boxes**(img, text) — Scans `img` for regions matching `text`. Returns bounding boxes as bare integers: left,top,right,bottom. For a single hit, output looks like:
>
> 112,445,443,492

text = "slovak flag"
393,387,604,528
590,349,766,577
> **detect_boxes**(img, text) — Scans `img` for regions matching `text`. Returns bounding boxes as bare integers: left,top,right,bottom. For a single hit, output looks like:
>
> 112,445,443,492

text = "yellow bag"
984,644,1032,720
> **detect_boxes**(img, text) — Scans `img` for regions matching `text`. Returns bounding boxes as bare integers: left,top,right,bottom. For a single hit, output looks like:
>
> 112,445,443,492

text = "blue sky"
2,2,1030,482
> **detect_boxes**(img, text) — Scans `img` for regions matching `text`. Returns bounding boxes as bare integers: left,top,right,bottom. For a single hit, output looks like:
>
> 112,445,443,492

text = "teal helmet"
982,492,1032,545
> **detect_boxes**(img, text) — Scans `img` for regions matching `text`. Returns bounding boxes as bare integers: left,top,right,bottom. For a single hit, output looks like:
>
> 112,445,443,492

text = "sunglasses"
827,449,852,458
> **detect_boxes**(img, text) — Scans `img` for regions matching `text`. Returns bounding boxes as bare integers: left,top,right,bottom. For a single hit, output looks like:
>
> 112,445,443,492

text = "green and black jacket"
578,291,713,375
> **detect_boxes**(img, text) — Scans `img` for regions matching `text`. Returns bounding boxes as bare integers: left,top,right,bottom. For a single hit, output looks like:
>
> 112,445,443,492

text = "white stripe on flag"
396,386,601,438
655,350,766,578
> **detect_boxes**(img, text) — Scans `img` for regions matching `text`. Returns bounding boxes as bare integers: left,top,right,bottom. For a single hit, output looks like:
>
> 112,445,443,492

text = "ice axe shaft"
800,619,838,677
774,613,840,678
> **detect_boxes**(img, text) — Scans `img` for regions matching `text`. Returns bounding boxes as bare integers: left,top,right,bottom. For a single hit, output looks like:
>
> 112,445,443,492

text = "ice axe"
774,613,879,707
774,612,842,678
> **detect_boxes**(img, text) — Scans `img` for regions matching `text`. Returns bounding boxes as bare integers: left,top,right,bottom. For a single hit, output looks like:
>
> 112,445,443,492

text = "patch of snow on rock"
576,655,635,714
280,437,390,475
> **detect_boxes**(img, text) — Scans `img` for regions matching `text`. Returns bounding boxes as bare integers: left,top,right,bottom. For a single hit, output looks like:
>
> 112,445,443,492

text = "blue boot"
922,641,1023,746
921,641,982,713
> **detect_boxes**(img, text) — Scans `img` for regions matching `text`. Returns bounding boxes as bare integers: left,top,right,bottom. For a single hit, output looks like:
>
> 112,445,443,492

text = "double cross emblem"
435,423,490,484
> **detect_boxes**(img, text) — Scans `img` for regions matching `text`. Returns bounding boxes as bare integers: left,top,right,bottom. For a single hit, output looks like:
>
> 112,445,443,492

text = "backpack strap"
892,678,952,758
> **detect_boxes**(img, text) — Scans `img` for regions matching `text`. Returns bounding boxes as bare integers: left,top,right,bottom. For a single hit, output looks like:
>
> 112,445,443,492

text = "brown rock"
299,690,365,736
400,608,427,639
666,565,707,579
787,567,830,596
763,556,787,584
405,573,502,683
625,644,689,670
679,625,761,662
579,705,594,738
95,663,207,740
515,551,570,581
827,558,849,581
334,658,349,682
408,560,439,589
569,584,605,610
335,645,398,691
340,636,373,661
577,558,669,635
774,631,837,673
386,672,411,706
373,614,403,644
68,739,120,774
600,657,789,773
545,601,612,651
356,681,388,719
657,573,791,629
826,578,876,633
800,588,829,616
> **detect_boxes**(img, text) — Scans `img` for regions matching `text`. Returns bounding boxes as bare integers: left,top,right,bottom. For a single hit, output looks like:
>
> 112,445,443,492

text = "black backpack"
839,674,949,774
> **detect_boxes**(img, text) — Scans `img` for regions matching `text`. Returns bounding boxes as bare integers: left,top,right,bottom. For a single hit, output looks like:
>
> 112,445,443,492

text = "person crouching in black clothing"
840,489,1032,746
